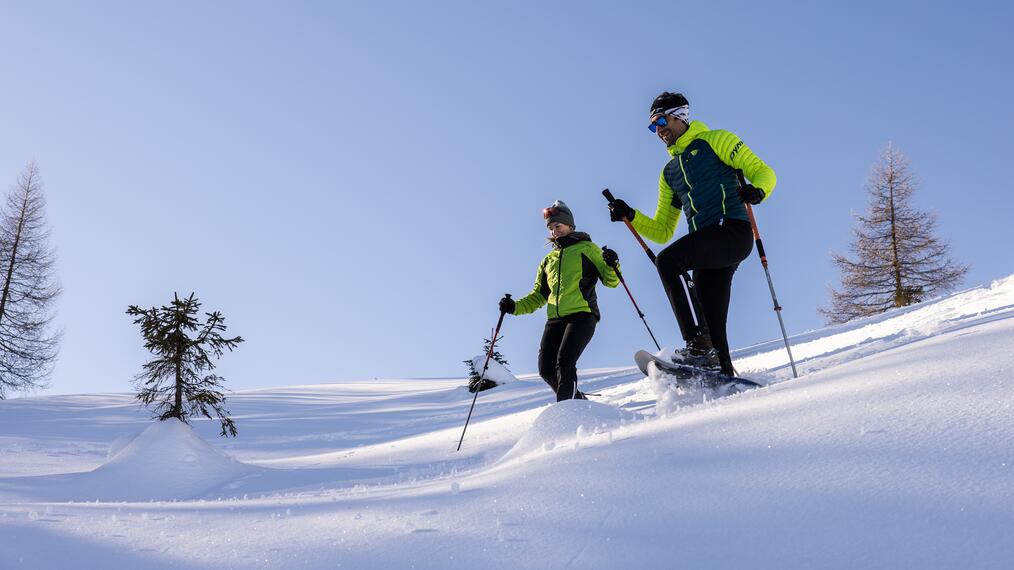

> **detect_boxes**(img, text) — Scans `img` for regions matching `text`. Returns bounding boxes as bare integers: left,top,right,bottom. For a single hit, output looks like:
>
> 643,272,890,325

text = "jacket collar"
552,231,591,250
666,120,709,157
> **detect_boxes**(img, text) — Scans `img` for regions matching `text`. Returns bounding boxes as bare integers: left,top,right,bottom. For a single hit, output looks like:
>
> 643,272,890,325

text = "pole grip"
493,294,510,337
603,188,656,264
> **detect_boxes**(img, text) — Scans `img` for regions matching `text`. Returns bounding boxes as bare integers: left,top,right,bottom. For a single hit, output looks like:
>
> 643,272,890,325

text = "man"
607,92,776,376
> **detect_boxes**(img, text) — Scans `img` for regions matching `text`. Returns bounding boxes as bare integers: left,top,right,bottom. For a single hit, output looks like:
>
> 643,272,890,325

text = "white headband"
664,105,690,125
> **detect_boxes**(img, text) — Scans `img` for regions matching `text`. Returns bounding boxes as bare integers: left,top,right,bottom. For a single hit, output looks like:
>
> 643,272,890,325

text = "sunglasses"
543,206,560,219
648,115,669,133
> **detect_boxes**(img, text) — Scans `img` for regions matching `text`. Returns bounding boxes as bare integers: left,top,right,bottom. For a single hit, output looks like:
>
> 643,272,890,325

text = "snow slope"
1,276,1012,569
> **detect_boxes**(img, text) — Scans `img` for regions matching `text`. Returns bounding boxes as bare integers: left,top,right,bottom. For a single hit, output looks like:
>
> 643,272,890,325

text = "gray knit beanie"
544,200,575,228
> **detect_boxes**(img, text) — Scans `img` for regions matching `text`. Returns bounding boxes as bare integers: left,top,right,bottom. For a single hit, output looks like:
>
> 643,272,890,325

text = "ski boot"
671,334,722,373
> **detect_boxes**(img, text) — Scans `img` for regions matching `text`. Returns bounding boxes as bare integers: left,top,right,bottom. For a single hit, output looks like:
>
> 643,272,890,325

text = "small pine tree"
463,336,509,393
127,293,244,436
822,143,968,324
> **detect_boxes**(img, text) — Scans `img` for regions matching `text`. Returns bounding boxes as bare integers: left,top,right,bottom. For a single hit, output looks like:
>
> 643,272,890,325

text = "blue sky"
2,1,1012,395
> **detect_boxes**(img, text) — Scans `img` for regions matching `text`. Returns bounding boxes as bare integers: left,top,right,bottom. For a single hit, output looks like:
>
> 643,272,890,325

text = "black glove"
608,198,635,222
498,295,515,314
737,184,765,205
601,246,619,268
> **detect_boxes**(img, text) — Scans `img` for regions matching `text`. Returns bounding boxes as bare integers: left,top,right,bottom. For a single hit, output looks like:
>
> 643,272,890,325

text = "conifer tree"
0,162,61,399
823,144,968,324
127,293,243,436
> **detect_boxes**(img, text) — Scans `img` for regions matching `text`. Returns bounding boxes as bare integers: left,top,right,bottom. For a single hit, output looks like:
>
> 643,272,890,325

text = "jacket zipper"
555,248,564,318
678,154,698,231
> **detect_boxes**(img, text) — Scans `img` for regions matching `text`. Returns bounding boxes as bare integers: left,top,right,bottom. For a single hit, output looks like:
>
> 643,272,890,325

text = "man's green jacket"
632,120,777,243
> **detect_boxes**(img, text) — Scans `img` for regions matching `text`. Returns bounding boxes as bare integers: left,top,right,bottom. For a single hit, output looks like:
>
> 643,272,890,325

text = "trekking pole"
602,189,656,264
736,171,799,378
612,263,662,351
456,295,510,451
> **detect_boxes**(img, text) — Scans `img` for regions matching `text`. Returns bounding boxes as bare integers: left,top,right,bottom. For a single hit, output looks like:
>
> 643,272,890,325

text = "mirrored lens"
648,116,668,133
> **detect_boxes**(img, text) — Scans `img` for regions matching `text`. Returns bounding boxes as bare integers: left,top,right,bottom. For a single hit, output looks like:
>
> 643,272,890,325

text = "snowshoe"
635,350,762,391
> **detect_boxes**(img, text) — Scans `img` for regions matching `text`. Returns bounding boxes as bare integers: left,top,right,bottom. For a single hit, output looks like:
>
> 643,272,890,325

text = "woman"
498,200,620,401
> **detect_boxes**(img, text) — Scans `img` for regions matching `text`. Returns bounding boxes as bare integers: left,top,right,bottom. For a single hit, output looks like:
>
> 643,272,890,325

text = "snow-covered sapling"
463,337,509,393
127,293,244,436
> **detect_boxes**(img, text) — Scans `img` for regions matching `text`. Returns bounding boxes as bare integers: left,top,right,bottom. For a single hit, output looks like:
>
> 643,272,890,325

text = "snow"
1,276,1013,568
500,399,635,461
60,419,255,502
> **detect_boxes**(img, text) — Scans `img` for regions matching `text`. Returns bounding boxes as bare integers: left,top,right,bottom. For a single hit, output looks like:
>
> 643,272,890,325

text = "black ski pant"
538,312,597,402
654,218,753,371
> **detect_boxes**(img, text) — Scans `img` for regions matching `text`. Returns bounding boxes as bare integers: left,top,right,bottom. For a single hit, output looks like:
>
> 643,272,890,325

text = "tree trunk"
887,170,905,307
173,359,183,419
172,320,184,419
0,169,33,330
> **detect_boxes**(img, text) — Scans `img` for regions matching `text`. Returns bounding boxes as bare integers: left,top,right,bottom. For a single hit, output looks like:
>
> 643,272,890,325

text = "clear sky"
2,1,1012,395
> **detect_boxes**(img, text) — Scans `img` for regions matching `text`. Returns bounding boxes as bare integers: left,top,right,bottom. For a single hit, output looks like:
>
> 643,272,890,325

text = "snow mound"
76,419,256,501
106,430,142,460
501,400,634,462
468,355,518,387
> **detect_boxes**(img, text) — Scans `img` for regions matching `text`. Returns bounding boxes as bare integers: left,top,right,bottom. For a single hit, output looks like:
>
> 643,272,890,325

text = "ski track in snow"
0,276,1012,568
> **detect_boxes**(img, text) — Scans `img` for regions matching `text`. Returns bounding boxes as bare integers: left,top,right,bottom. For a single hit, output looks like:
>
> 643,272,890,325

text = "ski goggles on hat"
543,206,560,219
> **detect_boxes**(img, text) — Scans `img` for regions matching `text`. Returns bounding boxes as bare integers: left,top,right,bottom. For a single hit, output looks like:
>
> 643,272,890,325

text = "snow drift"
10,419,257,502
87,419,256,501
501,399,635,462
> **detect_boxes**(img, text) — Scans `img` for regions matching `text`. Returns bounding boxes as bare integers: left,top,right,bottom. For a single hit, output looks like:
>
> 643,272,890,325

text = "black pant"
654,219,753,371
538,312,597,402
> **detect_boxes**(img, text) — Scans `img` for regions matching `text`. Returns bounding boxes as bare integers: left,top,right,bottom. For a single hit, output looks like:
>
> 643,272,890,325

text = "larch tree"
822,144,968,324
0,161,61,399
